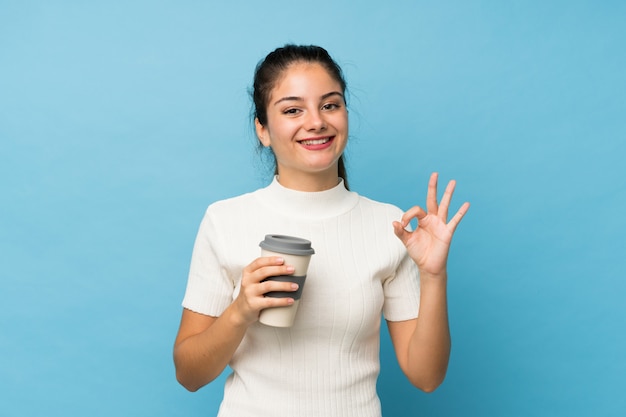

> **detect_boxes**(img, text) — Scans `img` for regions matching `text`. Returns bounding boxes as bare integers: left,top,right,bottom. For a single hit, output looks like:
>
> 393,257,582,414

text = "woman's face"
255,62,348,190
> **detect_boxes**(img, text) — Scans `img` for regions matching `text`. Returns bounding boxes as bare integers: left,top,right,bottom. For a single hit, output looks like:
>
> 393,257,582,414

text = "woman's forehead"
270,62,342,100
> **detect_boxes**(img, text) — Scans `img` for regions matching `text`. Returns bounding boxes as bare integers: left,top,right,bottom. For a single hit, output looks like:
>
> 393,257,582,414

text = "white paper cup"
258,235,315,327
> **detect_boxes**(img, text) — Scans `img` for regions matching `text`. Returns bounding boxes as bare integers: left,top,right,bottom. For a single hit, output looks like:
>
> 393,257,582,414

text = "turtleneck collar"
254,176,360,220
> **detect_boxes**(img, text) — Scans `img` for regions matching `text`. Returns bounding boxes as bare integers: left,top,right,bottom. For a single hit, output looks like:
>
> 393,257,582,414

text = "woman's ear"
255,118,271,147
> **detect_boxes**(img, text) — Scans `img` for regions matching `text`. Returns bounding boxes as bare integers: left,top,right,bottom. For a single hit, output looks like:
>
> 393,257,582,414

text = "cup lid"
259,234,315,256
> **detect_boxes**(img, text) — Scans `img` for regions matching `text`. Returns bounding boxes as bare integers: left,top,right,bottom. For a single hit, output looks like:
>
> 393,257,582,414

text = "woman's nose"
305,110,326,131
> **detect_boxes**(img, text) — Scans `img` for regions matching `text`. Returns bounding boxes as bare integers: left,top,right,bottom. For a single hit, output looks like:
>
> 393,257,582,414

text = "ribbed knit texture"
183,178,420,417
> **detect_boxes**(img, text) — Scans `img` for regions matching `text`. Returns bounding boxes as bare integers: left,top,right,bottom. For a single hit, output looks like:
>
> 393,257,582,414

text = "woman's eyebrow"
321,91,344,101
273,91,344,106
274,96,302,105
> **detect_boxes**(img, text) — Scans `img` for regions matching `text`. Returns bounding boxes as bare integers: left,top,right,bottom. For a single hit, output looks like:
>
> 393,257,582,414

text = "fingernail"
291,283,299,290
286,266,295,273
276,257,284,264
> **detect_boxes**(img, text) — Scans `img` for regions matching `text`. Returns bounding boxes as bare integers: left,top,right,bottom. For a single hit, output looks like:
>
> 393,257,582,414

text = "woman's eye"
322,103,340,111
283,108,300,115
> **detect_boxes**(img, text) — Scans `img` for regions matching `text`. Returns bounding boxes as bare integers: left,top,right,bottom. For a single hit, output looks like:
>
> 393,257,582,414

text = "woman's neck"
275,170,341,192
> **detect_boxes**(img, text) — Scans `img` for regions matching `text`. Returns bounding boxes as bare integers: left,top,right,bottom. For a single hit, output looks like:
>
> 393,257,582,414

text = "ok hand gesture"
392,173,470,277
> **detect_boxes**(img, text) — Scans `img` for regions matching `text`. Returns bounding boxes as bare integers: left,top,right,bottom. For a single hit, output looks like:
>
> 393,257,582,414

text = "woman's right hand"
232,256,297,326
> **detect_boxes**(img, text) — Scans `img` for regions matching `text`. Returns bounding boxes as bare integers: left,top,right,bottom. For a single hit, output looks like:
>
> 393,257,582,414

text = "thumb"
392,221,409,243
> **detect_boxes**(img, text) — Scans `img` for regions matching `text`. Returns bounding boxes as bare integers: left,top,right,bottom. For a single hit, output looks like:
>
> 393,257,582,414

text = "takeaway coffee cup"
258,234,315,327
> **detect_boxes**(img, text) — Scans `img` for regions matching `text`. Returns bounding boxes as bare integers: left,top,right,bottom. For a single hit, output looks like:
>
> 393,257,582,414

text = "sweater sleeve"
382,250,420,321
379,203,421,322
181,208,234,316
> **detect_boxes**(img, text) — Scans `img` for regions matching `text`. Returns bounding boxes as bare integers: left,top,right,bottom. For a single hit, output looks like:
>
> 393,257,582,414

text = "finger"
447,202,470,234
256,262,295,282
243,257,290,284
426,172,439,214
260,295,296,309
392,220,410,244
438,180,456,221
243,286,296,311
259,279,299,296
241,267,298,303
245,256,285,273
399,206,428,228
258,278,300,309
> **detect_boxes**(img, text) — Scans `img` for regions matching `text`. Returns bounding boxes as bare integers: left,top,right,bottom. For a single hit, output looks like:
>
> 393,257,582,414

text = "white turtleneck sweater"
182,178,420,417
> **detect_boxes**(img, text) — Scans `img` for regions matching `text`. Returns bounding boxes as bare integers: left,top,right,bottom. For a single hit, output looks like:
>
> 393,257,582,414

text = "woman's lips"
298,136,334,150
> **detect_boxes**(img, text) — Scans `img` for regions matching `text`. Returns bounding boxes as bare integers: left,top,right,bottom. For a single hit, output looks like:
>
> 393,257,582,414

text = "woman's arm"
387,272,450,392
173,256,298,392
174,307,246,391
390,172,469,392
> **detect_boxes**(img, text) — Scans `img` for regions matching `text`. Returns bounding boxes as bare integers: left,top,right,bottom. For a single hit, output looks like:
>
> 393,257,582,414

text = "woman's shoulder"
205,188,260,215
357,193,402,209
355,194,405,219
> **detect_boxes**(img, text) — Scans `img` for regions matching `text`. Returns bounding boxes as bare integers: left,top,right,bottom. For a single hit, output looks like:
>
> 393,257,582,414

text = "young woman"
174,44,470,417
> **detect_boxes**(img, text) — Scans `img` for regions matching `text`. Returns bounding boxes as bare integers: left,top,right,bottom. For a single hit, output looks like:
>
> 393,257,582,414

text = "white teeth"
301,138,330,145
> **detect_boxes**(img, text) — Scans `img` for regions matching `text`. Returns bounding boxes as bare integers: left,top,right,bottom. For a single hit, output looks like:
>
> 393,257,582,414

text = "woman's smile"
298,136,335,149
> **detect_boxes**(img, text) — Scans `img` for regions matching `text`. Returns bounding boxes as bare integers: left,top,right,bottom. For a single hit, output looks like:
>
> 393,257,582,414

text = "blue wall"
1,1,624,416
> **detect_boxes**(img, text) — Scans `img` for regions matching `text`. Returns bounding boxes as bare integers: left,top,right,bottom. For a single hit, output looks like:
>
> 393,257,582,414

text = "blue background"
1,1,625,416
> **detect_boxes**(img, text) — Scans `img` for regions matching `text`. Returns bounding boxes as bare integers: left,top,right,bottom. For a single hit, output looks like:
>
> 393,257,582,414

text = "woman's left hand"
393,172,470,276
